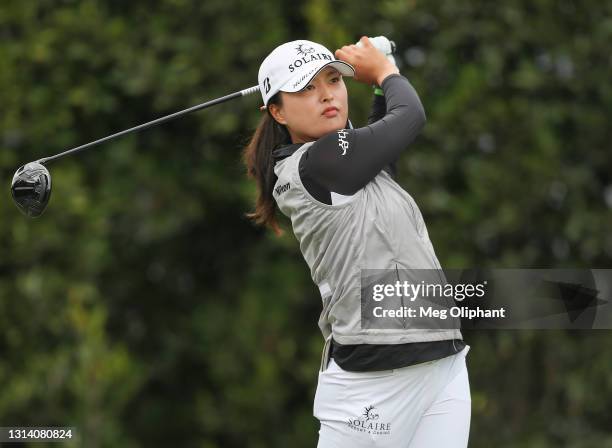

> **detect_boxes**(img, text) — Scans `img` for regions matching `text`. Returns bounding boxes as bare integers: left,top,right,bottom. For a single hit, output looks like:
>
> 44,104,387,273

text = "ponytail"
242,93,291,235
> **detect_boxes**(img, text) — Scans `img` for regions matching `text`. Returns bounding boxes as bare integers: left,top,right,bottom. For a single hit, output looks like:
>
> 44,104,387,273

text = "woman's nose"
320,84,333,102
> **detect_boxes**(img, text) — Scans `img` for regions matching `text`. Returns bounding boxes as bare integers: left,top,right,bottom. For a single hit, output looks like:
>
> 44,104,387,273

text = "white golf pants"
314,345,471,448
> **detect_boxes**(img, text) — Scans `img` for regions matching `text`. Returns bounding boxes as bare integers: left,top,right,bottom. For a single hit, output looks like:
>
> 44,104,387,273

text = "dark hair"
242,93,291,235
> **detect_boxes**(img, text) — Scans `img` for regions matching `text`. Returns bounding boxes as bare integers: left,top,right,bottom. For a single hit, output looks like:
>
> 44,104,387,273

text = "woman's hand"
335,36,400,86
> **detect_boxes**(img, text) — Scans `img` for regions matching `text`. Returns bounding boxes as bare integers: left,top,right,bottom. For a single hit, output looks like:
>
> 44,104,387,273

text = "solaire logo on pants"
346,405,391,435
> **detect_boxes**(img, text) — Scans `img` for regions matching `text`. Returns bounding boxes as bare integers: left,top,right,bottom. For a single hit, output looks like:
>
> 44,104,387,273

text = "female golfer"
244,36,471,447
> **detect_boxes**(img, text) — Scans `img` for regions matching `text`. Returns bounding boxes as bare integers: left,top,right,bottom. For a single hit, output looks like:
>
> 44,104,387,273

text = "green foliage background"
1,0,611,446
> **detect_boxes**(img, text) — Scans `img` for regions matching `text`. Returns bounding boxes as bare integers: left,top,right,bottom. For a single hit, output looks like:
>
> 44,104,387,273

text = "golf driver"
11,85,260,217
11,36,396,218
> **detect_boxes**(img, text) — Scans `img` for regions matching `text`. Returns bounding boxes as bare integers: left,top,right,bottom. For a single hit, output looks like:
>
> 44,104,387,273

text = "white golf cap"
258,40,355,106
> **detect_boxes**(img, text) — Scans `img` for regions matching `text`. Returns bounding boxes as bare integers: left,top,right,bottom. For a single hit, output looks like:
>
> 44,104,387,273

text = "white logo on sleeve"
337,129,349,155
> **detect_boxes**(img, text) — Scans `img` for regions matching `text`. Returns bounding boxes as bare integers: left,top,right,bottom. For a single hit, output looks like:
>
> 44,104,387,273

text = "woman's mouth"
322,106,339,118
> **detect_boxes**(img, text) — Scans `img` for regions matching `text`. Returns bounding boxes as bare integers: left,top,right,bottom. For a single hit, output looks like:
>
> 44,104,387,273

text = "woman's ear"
268,103,287,125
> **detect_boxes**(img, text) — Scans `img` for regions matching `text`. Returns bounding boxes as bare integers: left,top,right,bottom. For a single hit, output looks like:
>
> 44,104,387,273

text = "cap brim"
279,60,355,93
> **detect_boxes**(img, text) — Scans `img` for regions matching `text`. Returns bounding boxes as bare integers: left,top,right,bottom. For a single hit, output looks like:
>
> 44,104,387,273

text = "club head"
11,162,52,218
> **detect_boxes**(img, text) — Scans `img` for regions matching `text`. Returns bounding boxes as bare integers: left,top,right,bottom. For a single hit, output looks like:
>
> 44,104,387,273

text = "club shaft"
38,85,260,165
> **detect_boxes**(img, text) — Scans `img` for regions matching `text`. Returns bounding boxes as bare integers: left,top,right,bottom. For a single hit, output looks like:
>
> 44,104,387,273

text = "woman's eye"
330,77,340,83
305,85,315,91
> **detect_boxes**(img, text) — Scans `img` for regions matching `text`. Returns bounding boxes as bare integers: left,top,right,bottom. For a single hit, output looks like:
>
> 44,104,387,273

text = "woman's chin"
319,116,348,133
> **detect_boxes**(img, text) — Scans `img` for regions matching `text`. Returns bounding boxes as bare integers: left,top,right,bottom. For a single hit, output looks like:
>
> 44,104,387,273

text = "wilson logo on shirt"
337,129,349,155
274,182,291,196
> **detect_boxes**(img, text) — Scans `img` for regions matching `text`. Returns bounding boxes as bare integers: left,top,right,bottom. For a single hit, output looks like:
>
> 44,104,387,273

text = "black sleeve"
299,74,425,197
367,93,387,125
367,93,397,179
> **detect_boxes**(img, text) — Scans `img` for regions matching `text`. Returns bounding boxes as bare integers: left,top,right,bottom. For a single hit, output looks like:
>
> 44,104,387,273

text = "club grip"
355,36,397,66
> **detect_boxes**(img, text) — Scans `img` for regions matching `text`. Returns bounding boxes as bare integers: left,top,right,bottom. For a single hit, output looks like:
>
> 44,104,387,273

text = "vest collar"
272,143,303,162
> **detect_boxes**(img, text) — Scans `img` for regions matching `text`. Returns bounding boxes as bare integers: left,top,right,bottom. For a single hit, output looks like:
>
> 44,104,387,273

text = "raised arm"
299,73,426,196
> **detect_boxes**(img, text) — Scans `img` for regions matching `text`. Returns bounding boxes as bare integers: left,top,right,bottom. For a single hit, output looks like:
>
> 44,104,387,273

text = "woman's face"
269,67,349,143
